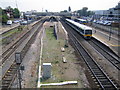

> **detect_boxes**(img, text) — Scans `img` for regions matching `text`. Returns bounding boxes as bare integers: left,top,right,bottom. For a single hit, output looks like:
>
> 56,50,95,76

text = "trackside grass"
40,23,86,88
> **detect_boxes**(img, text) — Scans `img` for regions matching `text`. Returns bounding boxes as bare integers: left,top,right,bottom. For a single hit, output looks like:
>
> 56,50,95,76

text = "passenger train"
74,18,88,25
65,19,92,39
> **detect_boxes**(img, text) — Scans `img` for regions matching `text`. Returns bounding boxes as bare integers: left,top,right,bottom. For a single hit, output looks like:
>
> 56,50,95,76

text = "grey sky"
0,0,119,12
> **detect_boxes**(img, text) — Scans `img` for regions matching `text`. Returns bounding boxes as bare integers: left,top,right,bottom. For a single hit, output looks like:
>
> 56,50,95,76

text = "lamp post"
109,27,112,40
27,16,29,30
108,23,113,41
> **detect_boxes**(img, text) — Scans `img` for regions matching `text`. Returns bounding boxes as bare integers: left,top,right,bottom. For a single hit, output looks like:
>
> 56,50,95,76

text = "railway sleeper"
6,71,16,75
97,77,107,79
101,82,112,86
2,86,11,89
7,69,15,72
93,71,102,74
2,80,11,83
5,74,13,77
3,77,12,81
4,75,13,77
2,81,11,84
2,86,8,88
2,85,10,88
92,68,100,71
90,66,99,68
8,69,16,72
7,69,16,73
96,74,104,77
94,72,103,74
100,80,111,83
9,66,17,68
90,66,98,68
99,79,110,82
102,84,114,88
2,85,10,87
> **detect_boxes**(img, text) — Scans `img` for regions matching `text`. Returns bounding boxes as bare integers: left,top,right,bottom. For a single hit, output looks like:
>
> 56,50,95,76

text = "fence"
92,23,119,35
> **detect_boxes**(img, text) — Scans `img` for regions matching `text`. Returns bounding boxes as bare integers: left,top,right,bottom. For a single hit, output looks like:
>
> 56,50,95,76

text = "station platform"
92,27,119,56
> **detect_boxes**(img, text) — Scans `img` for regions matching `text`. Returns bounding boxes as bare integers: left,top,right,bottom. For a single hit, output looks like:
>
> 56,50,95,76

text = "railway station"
1,0,120,89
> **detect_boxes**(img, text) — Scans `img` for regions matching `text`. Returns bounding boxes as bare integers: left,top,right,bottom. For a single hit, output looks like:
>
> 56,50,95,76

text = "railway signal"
15,52,22,89
15,52,22,65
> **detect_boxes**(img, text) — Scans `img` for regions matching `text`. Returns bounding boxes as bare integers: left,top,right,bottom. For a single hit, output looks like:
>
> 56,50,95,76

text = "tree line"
76,7,94,16
0,6,20,24
60,6,94,17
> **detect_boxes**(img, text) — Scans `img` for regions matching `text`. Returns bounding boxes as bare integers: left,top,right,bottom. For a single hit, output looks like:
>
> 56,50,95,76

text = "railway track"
88,38,120,70
2,19,46,89
1,20,41,65
61,18,120,70
0,24,20,35
61,20,119,89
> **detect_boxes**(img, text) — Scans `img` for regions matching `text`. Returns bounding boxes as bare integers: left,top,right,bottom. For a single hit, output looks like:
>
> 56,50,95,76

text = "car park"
93,20,113,26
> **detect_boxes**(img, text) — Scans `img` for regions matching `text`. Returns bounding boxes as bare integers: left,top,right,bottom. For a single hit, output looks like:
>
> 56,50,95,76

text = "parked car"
7,20,12,25
103,20,113,26
20,21,28,25
106,22,112,26
13,20,19,23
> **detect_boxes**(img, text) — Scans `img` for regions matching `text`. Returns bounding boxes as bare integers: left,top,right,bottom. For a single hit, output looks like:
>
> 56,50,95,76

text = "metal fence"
92,23,119,35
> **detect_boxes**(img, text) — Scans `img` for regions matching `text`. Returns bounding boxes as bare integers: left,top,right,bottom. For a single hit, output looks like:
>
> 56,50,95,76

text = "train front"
84,29,92,39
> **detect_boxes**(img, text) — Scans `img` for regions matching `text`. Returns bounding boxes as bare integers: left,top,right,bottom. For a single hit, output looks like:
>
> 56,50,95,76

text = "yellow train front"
82,29,92,39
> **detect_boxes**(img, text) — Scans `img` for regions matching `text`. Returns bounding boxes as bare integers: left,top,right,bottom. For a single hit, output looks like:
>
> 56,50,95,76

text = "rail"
61,20,119,89
2,19,46,89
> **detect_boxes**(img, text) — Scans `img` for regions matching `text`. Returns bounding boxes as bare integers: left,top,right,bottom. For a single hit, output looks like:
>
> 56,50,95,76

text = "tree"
1,6,21,24
87,11,94,16
13,8,20,18
60,10,68,13
45,10,48,12
77,7,94,16
81,7,88,16
68,6,71,12
2,9,8,24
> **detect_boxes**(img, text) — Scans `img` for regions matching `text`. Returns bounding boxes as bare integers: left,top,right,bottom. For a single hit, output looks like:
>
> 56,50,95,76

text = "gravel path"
20,25,43,88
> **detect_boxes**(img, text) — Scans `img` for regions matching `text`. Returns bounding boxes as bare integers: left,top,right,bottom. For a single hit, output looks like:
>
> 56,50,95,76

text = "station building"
93,2,120,22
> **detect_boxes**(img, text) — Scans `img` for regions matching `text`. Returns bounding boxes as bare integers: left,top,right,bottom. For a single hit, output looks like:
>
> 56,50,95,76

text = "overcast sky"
0,0,119,12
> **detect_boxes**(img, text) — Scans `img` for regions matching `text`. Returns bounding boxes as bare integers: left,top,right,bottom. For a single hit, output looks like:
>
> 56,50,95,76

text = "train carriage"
74,18,88,25
66,19,92,39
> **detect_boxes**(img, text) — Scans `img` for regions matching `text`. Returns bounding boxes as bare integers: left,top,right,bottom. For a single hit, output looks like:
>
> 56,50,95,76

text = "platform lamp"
15,52,22,89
